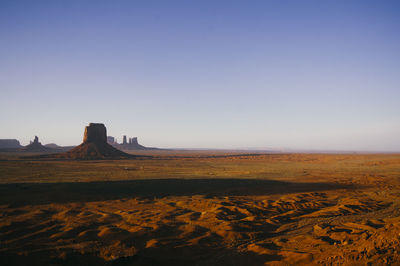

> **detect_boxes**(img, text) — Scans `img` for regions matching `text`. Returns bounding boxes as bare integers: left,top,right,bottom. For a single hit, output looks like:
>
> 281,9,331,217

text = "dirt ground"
1,153,400,265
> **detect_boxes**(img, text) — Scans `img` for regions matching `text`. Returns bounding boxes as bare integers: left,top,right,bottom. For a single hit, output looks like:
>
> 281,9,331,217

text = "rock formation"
0,139,22,149
107,136,116,144
107,135,153,150
56,123,131,159
23,136,53,152
83,123,107,144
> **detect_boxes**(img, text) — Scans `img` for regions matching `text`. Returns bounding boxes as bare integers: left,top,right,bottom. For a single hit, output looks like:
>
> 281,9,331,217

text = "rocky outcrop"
83,123,107,144
23,136,53,152
107,136,116,144
107,136,156,150
121,137,147,150
55,123,131,159
0,139,22,149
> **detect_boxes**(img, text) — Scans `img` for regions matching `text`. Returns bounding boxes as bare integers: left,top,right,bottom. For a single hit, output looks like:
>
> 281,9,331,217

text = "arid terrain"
1,153,400,265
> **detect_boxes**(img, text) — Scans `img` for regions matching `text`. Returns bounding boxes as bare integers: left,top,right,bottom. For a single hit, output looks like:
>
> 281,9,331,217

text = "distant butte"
108,135,155,150
23,136,53,152
0,139,22,149
54,123,132,159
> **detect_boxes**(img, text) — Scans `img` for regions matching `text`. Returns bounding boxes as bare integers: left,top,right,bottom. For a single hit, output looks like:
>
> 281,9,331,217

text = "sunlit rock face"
83,123,107,144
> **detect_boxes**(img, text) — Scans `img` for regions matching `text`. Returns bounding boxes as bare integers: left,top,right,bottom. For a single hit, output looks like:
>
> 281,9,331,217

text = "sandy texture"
1,154,400,265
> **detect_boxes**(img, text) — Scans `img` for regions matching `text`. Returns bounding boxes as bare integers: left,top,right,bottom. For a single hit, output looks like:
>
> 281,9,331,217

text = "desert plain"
1,152,400,265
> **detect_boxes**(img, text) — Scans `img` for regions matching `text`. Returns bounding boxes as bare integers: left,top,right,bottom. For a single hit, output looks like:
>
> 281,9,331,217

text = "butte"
55,123,131,159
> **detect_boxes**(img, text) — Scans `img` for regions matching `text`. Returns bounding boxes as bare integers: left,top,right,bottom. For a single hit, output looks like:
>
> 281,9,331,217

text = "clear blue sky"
1,0,399,151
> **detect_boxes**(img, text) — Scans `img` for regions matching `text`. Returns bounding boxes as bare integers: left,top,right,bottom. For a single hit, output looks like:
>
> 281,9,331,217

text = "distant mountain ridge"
44,143,75,151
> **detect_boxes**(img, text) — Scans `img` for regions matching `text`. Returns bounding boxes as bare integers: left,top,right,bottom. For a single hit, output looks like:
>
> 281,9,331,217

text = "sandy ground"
1,153,400,265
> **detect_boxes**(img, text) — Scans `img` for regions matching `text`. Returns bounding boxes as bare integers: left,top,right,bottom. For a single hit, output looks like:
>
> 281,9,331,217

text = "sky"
0,0,399,151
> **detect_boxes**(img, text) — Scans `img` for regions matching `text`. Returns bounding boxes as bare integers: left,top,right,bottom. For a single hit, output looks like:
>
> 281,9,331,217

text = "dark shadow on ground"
0,178,357,207
1,246,282,266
